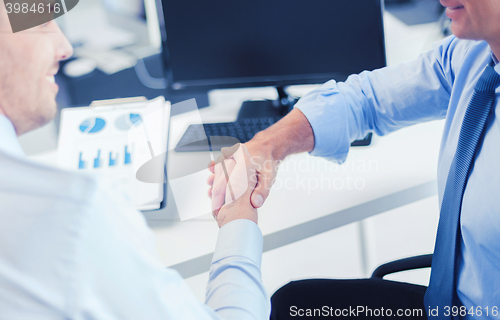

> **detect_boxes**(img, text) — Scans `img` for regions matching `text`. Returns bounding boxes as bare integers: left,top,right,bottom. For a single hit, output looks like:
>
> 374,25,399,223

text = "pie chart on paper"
115,113,143,131
79,117,106,134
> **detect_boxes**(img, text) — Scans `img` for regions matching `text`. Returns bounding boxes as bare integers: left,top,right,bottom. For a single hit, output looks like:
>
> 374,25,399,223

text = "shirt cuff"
212,219,263,268
294,80,351,163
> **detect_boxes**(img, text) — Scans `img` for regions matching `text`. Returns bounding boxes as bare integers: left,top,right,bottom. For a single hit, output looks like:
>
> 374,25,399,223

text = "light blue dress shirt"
296,36,500,318
0,115,270,319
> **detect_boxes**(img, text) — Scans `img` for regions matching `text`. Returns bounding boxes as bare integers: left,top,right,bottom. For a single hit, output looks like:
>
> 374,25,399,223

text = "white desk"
148,98,443,290
27,11,446,300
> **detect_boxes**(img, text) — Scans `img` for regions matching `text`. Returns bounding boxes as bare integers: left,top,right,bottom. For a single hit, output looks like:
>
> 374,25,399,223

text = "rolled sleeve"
295,36,458,164
295,80,351,163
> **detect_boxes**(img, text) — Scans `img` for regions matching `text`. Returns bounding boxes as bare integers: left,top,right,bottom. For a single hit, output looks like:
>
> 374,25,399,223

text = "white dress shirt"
0,115,270,319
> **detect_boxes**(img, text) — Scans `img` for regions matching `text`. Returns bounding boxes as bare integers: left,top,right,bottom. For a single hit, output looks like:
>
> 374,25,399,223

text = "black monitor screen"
160,0,386,90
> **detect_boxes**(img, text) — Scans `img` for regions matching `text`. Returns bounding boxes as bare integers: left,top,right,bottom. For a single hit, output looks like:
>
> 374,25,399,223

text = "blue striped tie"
424,61,500,318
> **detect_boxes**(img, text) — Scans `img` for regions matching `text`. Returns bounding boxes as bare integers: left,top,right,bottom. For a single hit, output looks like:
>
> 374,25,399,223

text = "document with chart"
58,96,170,211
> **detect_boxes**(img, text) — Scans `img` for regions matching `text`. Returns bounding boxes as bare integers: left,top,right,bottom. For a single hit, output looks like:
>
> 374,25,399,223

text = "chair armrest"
371,254,433,279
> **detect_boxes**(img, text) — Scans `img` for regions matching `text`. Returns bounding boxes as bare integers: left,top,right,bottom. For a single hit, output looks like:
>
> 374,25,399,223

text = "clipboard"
58,96,171,211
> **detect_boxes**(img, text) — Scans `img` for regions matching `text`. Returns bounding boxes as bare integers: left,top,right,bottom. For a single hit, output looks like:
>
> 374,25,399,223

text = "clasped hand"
207,139,282,227
207,144,259,227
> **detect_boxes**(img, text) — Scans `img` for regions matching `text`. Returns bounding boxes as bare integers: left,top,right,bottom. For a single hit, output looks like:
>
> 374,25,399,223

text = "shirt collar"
492,53,500,74
493,53,499,64
0,115,25,157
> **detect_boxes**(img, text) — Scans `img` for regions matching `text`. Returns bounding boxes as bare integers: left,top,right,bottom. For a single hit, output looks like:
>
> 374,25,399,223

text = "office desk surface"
148,98,444,277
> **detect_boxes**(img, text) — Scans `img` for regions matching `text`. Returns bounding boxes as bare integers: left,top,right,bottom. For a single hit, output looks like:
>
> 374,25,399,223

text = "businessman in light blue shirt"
210,0,500,318
0,2,270,319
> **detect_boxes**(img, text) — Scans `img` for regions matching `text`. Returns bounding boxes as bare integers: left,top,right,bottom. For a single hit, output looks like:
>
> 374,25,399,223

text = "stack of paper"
58,96,170,211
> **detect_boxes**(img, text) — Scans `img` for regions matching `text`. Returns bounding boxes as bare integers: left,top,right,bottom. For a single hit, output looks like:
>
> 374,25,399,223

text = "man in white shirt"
0,2,270,319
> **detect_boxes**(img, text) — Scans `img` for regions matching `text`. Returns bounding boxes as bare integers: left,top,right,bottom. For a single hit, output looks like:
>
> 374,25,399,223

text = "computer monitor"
158,0,385,96
158,0,385,147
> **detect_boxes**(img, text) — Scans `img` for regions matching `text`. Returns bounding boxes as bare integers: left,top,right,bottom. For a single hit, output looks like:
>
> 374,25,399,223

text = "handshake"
206,109,315,228
207,142,279,228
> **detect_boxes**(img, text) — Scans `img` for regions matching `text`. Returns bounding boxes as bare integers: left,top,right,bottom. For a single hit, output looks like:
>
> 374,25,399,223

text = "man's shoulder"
0,150,140,232
430,36,491,85
0,150,99,206
0,151,114,318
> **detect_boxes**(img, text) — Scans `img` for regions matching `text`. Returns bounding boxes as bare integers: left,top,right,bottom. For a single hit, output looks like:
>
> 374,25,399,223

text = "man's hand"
243,137,280,208
245,109,315,208
208,109,315,211
208,144,258,228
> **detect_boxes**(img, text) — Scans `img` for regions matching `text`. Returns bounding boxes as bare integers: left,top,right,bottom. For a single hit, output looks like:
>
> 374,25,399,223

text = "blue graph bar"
124,146,132,165
109,152,118,167
94,150,101,168
78,153,86,169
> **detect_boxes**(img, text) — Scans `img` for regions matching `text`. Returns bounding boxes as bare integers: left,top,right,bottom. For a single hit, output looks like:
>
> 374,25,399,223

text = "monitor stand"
236,86,298,120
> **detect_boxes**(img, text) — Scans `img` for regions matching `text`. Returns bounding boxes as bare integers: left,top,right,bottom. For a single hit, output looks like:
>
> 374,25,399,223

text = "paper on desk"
58,97,170,211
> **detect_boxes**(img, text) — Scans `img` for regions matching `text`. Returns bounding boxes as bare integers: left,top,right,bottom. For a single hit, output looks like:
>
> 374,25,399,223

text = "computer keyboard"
175,117,280,152
175,117,372,152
